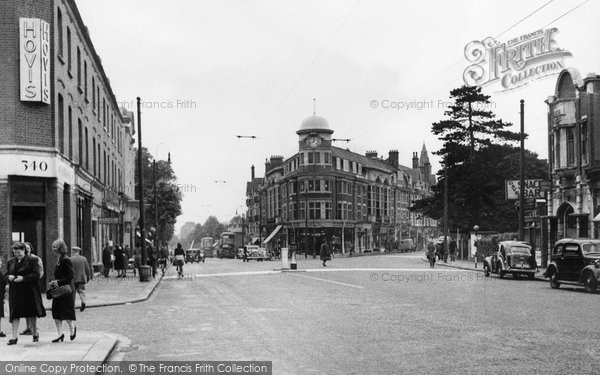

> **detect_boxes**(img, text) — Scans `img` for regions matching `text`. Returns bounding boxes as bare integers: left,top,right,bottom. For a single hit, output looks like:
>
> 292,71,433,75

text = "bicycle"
158,258,167,275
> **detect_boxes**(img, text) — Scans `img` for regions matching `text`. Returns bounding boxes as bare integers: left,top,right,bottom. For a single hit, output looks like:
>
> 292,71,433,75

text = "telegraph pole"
443,155,448,262
519,99,525,241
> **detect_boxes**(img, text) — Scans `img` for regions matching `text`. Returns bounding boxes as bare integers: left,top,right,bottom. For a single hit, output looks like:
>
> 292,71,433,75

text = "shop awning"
593,213,600,222
262,225,282,244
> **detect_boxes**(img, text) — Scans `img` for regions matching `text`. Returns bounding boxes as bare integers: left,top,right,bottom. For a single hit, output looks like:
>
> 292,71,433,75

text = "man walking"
320,239,331,267
71,246,93,312
102,243,112,277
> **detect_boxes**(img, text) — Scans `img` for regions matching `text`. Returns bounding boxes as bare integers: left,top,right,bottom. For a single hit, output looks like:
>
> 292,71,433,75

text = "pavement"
0,269,161,362
424,253,548,281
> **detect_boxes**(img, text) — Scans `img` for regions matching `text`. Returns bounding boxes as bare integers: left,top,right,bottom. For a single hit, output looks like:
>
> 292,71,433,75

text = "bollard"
139,265,152,282
290,250,297,270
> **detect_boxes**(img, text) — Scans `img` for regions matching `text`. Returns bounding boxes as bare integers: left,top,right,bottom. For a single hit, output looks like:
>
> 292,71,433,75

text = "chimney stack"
251,164,255,180
365,150,378,159
388,150,399,168
412,152,419,169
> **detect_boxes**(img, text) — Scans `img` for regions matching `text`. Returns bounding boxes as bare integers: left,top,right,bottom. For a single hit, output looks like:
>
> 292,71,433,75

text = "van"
398,239,416,252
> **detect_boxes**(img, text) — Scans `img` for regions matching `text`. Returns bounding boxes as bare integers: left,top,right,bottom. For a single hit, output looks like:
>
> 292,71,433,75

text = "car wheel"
549,269,560,289
483,264,490,277
513,273,520,280
528,273,535,280
583,273,598,294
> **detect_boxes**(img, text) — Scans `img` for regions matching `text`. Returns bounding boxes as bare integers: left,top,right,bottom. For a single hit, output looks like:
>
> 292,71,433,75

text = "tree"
432,85,520,164
410,86,549,233
185,216,227,248
134,147,182,243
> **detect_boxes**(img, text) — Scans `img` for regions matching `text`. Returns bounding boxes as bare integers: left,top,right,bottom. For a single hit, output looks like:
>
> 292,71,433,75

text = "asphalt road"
61,253,600,374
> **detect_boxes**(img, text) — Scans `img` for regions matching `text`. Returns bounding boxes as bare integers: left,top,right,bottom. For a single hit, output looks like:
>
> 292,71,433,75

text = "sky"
74,0,600,233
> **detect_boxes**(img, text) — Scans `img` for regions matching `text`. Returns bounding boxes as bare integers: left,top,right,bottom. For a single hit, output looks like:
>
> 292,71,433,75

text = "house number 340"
21,160,48,172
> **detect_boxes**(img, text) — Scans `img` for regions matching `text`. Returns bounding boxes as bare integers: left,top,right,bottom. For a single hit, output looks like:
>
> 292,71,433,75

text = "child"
0,256,6,337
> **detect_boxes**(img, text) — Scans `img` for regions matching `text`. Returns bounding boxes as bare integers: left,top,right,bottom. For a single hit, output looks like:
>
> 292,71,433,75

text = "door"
559,243,585,281
12,206,46,288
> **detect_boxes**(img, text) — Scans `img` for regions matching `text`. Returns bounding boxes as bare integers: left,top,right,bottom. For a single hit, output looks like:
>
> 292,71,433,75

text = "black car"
483,241,537,279
544,238,600,293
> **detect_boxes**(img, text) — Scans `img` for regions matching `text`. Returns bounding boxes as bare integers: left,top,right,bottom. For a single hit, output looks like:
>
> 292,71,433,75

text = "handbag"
47,284,72,299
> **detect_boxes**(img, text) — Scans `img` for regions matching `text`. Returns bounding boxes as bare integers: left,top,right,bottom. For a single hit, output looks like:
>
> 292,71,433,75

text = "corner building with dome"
246,114,438,255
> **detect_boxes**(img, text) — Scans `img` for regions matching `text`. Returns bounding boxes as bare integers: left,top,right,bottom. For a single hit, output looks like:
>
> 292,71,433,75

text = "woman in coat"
50,239,76,342
6,242,45,345
113,245,125,277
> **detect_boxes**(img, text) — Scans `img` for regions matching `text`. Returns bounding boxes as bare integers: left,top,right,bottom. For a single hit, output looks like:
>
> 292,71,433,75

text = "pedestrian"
6,242,46,345
133,244,141,276
113,245,125,278
148,244,158,278
70,246,92,312
49,239,76,342
427,242,436,269
102,243,112,277
320,239,331,267
243,245,248,262
21,242,44,336
0,257,6,338
174,243,185,277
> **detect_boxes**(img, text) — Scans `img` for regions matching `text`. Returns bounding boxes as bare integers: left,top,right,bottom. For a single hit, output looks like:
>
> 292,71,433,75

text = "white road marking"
286,273,364,289
306,268,467,273
162,267,470,281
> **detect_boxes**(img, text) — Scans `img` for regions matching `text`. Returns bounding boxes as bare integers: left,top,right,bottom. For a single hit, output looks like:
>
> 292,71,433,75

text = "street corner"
0,331,118,362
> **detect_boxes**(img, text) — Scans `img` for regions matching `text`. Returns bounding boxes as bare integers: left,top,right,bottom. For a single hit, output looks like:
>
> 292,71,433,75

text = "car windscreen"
510,246,531,255
582,242,600,255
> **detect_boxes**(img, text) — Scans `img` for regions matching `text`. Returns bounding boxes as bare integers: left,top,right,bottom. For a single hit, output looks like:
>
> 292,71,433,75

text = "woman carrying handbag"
5,242,45,345
49,239,76,342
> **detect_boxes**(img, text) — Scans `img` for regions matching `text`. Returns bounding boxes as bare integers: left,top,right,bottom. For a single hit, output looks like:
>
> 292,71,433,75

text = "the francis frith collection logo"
463,28,572,92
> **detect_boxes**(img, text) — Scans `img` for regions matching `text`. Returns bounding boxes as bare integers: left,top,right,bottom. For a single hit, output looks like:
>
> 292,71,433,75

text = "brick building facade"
246,115,437,255
0,0,137,279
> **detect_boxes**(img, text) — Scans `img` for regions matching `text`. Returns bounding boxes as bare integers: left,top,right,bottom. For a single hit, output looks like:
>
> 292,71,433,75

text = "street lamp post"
136,97,151,282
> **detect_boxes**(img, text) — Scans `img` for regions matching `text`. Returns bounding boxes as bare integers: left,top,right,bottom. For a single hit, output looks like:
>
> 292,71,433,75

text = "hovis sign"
20,18,50,104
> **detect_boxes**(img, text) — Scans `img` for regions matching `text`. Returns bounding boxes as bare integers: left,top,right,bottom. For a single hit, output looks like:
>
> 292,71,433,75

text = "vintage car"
245,245,271,261
483,241,536,279
398,239,416,252
544,238,600,293
185,248,205,263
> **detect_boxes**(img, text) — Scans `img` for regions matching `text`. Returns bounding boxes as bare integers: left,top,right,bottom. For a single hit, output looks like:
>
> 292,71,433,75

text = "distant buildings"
0,0,137,276
246,114,437,255
546,68,600,243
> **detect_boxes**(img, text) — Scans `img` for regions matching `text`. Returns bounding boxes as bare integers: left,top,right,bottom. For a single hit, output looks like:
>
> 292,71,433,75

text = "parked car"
483,241,536,279
245,245,271,261
544,238,600,293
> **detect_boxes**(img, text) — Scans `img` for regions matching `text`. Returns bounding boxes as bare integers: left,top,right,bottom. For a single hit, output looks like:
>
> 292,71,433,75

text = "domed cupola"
297,115,334,135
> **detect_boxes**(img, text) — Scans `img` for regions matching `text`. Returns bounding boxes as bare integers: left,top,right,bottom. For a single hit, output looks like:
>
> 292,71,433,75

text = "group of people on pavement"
102,240,170,279
0,239,92,345
101,243,132,278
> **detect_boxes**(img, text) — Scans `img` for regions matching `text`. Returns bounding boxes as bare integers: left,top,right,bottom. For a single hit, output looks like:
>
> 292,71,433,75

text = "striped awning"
263,225,283,244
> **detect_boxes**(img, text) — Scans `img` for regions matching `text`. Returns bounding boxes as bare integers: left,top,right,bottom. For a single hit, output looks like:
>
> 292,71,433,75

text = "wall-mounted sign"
20,18,51,104
505,179,547,200
464,28,572,92
98,217,119,225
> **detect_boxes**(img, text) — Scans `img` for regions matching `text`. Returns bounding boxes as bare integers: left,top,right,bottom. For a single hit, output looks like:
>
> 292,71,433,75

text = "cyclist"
158,246,169,275
174,243,185,277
